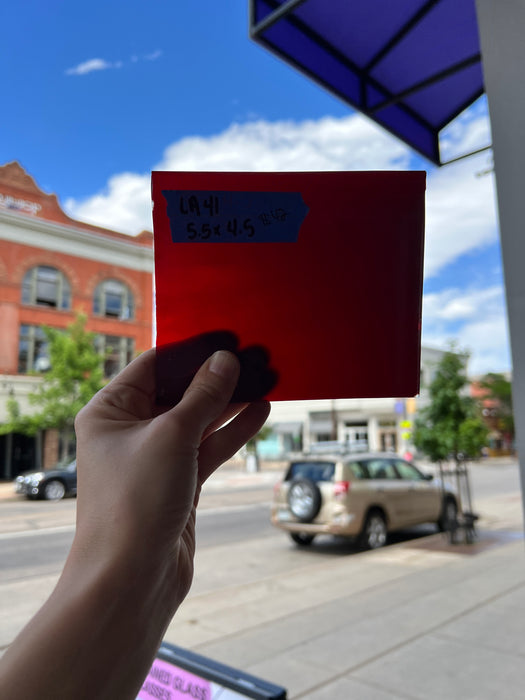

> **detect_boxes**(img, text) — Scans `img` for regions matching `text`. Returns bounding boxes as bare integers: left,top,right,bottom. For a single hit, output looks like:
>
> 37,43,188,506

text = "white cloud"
65,58,119,76
418,104,497,278
65,51,161,76
144,50,162,61
423,286,502,322
158,115,411,172
440,97,492,162
424,152,498,278
422,285,511,374
65,172,151,234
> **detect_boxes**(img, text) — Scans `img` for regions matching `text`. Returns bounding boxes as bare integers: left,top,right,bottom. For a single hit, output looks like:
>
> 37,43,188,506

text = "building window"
18,325,51,373
22,265,71,309
342,423,369,452
95,335,134,378
93,279,134,320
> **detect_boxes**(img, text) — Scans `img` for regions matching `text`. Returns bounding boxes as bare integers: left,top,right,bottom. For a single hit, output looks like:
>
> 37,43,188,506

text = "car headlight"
29,473,45,484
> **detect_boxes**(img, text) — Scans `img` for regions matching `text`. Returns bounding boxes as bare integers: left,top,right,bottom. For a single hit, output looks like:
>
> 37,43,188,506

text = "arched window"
93,279,134,320
21,265,71,309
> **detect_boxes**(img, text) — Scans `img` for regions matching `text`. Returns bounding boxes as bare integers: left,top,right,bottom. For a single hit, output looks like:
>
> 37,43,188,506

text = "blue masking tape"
162,190,309,243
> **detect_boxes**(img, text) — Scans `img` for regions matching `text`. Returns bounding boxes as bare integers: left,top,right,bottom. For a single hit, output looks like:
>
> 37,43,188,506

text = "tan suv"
271,452,458,549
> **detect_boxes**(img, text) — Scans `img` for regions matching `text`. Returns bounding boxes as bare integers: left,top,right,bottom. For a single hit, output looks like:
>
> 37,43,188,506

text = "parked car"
271,452,458,549
14,459,77,501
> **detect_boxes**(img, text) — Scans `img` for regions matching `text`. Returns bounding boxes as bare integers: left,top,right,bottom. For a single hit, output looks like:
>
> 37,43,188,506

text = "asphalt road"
0,526,75,583
0,502,276,585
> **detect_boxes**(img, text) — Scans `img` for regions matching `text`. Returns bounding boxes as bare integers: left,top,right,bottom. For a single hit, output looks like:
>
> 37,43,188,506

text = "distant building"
470,372,514,456
0,162,153,479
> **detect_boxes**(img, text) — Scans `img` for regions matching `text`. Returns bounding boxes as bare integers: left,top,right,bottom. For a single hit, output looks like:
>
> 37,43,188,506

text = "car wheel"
287,478,322,522
438,497,458,532
43,480,66,501
359,510,387,550
290,532,316,546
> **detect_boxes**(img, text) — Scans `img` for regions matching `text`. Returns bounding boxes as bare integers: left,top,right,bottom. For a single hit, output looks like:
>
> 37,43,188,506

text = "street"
0,502,277,586
0,459,522,655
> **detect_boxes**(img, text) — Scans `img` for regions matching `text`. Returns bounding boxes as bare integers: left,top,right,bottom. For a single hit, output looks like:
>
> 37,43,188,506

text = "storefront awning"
272,421,303,435
249,0,487,166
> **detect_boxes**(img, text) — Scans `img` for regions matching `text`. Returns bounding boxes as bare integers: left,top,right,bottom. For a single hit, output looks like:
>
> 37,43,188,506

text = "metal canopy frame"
249,0,489,166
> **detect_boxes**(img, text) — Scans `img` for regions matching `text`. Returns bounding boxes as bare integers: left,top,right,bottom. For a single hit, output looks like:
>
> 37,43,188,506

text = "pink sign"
138,658,212,700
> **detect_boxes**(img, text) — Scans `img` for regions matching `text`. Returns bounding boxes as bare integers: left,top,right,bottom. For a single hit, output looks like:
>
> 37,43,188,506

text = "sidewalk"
165,483,525,699
170,536,525,699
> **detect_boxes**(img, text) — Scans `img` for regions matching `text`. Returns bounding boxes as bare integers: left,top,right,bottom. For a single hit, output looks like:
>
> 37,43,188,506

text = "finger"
77,348,157,424
197,401,271,483
202,402,248,441
106,347,156,396
171,351,240,443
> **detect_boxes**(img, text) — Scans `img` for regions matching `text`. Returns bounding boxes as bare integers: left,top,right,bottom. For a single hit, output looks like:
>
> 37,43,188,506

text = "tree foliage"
0,314,105,457
414,351,488,463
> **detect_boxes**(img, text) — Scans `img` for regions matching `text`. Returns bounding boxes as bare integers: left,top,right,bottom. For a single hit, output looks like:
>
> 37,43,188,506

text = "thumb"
171,350,240,441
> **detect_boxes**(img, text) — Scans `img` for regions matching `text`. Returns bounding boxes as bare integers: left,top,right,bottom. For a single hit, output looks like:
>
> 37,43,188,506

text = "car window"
393,460,425,481
347,461,368,479
56,460,76,472
286,461,335,482
365,459,398,480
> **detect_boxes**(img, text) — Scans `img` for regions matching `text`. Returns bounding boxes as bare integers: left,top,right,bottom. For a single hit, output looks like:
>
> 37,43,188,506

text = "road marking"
0,525,76,541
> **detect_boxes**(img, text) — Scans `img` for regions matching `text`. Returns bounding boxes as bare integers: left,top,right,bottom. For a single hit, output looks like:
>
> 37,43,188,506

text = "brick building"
0,162,153,479
470,374,514,456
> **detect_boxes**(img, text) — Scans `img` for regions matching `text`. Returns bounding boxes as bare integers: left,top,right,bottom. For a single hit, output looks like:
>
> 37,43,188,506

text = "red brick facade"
0,162,153,374
0,162,154,477
0,238,153,373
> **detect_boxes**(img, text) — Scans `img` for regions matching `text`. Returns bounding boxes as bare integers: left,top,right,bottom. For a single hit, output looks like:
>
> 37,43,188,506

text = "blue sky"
2,0,509,376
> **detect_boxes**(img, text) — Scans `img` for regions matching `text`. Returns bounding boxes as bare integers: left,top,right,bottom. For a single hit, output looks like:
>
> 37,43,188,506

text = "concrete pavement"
166,462,525,700
167,516,525,699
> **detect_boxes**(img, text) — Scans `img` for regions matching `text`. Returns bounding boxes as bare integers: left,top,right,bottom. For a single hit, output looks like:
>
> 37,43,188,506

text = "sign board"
137,642,286,699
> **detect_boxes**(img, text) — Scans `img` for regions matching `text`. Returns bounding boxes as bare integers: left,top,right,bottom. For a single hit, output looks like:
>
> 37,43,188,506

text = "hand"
0,348,270,700
156,330,278,404
72,347,271,605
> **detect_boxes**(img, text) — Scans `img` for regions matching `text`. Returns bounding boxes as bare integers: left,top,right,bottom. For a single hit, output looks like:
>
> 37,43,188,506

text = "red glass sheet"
152,170,425,403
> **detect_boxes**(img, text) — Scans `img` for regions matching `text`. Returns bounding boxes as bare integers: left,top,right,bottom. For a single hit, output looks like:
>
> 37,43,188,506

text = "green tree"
246,424,273,454
414,350,488,464
0,314,105,462
245,424,273,473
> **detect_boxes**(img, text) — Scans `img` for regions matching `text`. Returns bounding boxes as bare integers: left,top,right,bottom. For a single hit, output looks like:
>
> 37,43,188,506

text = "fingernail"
209,350,238,379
